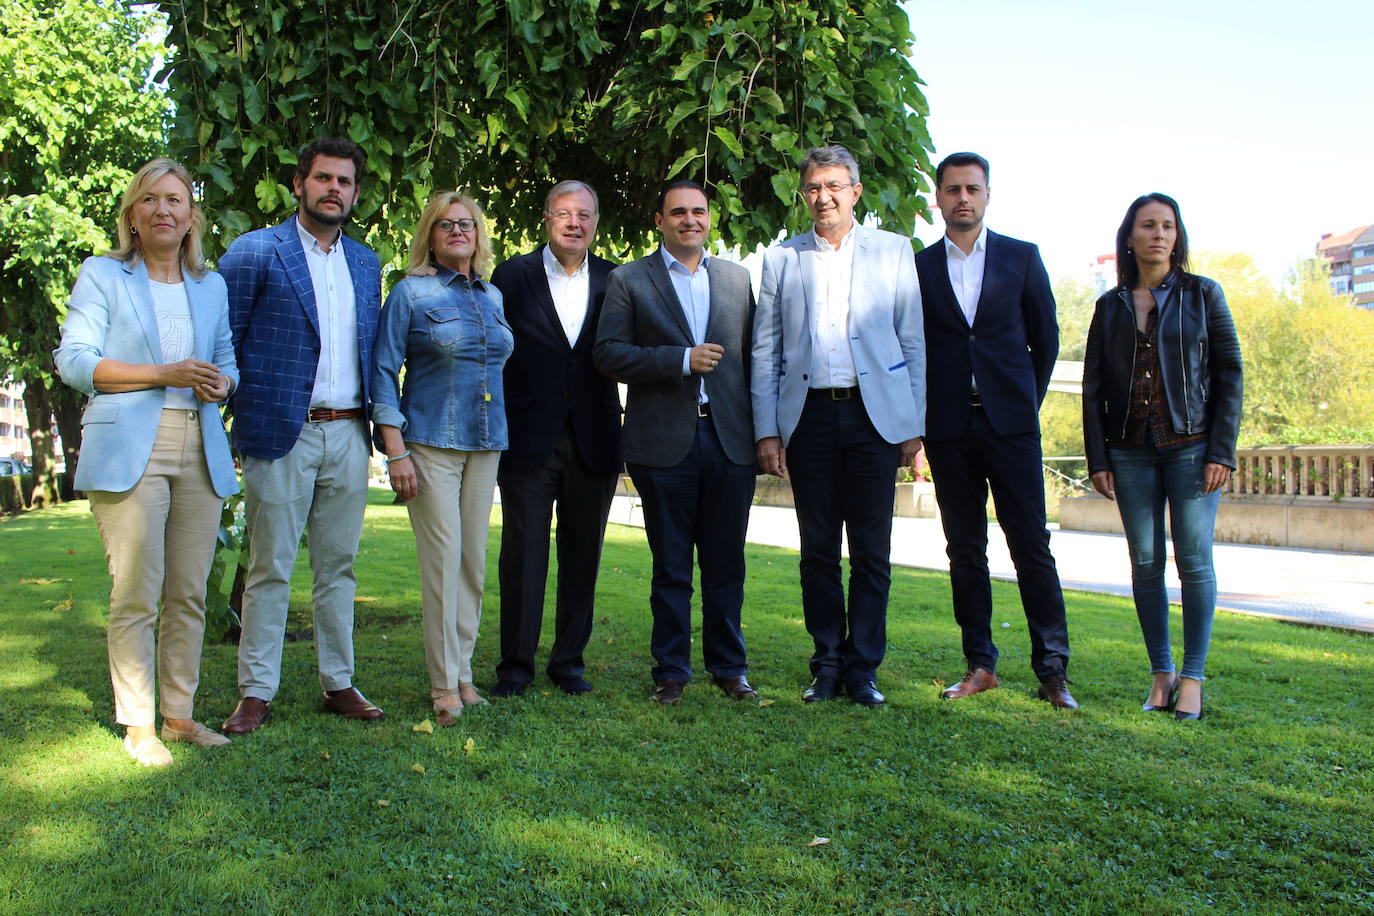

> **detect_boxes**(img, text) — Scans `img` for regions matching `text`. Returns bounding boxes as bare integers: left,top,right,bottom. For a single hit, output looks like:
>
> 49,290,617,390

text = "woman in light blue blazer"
55,158,240,767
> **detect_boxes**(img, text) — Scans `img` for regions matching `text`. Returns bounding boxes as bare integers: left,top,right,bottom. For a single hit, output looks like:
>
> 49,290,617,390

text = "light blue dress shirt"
659,245,711,403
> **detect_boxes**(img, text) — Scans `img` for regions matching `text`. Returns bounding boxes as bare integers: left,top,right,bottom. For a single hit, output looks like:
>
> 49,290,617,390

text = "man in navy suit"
752,145,925,707
490,181,621,698
914,152,1078,709
219,137,385,733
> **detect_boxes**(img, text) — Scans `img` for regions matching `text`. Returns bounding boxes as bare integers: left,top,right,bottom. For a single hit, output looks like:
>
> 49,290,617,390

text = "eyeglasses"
801,181,857,197
547,209,596,222
435,218,477,234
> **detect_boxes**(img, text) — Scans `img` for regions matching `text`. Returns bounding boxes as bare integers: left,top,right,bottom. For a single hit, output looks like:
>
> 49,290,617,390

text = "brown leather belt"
307,407,364,422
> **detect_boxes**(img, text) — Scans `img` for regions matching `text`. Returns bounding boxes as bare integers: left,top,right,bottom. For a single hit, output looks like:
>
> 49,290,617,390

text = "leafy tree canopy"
159,0,934,266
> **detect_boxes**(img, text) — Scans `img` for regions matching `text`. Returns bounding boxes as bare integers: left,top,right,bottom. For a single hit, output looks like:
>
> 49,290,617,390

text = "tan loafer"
124,734,174,767
161,721,231,747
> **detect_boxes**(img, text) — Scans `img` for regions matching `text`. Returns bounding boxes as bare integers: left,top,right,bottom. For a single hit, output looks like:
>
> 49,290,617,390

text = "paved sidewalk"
606,496,1374,634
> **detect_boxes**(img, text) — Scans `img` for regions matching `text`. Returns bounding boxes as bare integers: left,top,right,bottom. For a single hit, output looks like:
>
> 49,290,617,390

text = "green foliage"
1053,275,1097,361
4,496,1374,911
1193,253,1374,445
159,0,934,266
0,0,168,493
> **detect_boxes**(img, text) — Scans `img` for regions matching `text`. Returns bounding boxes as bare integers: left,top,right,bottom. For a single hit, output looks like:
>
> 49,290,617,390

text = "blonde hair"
106,158,207,278
406,190,493,279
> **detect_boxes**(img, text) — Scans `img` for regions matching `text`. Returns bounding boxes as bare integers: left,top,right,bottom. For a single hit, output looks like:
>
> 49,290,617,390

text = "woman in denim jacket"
1081,193,1243,721
371,191,514,725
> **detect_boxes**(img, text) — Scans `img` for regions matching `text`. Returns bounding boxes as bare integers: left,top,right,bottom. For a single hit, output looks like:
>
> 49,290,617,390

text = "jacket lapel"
122,260,163,362
646,251,695,343
184,270,216,362
970,231,999,328
932,238,971,330
526,247,572,348
276,217,320,335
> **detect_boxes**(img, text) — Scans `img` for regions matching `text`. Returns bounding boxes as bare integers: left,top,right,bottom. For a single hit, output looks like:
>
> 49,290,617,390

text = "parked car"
0,457,30,476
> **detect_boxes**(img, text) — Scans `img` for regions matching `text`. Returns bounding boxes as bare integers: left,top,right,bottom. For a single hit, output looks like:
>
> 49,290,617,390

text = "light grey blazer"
55,256,240,497
751,225,925,446
593,251,755,468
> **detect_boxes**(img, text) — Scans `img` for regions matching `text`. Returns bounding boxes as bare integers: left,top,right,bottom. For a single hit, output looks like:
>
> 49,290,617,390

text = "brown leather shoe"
940,667,999,700
713,675,758,700
323,686,385,720
1037,675,1080,709
652,679,684,705
221,697,270,735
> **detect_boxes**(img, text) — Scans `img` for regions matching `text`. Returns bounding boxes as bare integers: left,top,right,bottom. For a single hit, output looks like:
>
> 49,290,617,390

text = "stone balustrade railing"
1229,444,1374,499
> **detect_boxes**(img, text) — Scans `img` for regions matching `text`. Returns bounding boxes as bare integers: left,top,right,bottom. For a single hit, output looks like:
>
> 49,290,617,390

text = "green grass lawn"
2,490,1371,914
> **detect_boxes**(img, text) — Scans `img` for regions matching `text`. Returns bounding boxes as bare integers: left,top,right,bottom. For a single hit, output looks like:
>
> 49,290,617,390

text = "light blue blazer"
55,256,240,497
751,225,926,446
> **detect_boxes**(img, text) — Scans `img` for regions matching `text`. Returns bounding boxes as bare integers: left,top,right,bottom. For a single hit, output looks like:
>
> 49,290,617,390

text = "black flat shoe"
1142,676,1179,712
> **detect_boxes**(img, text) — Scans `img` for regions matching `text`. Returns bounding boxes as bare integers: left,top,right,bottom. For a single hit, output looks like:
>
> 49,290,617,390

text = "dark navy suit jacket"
914,230,1058,440
490,246,621,474
221,215,381,459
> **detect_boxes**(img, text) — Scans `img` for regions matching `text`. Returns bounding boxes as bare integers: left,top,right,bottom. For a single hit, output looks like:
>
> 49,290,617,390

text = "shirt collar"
812,224,858,252
296,218,342,255
433,262,486,290
542,243,589,279
659,244,709,275
943,225,988,259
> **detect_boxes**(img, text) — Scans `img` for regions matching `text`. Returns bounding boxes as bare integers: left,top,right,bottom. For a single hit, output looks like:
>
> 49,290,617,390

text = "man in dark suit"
914,151,1078,709
490,181,621,698
219,137,385,733
593,180,758,705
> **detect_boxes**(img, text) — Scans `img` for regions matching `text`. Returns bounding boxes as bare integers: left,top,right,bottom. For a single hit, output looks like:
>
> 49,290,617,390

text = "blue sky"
904,0,1374,282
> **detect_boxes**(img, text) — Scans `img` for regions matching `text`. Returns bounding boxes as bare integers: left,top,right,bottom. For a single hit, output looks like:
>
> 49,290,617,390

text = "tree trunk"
51,383,83,501
22,377,57,508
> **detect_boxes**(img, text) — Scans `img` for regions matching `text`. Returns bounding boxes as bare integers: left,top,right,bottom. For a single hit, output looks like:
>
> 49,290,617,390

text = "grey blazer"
593,251,755,469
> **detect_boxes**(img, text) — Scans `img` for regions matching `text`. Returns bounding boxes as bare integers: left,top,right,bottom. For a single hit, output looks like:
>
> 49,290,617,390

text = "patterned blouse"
1117,281,1207,449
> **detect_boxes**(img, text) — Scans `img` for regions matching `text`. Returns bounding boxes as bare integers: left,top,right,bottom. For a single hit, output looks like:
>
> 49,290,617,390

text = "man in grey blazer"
752,145,925,707
594,180,758,705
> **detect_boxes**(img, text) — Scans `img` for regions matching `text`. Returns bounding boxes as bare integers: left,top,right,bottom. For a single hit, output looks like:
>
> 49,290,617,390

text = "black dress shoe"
802,676,839,703
490,680,529,698
846,680,886,707
551,674,593,696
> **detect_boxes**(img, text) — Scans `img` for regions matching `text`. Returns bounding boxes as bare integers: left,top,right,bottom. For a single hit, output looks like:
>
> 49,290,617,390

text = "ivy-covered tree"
160,0,933,267
0,0,167,503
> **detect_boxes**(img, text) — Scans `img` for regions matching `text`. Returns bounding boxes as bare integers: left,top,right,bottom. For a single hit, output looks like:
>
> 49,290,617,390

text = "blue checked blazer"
220,216,381,459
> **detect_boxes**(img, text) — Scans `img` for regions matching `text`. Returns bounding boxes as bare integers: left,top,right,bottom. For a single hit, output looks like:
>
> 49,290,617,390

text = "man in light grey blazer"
752,145,925,707
594,180,758,706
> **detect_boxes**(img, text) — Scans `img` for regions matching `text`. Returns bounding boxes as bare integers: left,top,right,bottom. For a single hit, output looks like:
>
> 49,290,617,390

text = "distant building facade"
0,380,30,463
1317,224,1374,309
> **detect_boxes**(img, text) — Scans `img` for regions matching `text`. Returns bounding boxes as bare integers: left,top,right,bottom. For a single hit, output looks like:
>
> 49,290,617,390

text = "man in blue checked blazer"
219,137,385,734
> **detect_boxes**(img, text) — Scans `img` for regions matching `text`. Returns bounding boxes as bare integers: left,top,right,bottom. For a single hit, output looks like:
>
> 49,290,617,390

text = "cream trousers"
88,410,223,726
407,444,500,688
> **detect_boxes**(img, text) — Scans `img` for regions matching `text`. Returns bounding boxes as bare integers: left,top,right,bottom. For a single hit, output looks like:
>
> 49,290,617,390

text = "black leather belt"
696,402,712,418
809,386,860,400
969,392,983,407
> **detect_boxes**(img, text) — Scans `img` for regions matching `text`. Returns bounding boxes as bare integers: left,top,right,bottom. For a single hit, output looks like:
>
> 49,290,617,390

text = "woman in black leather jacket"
1081,193,1243,721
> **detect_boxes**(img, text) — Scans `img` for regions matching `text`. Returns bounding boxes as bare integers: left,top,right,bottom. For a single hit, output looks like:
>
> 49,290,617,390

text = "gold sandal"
431,687,462,727
458,682,487,707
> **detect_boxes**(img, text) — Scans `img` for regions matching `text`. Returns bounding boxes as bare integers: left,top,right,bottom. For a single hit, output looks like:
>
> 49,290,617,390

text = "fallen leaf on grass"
354,596,377,603
20,578,65,586
605,637,614,645
931,678,946,688
463,737,480,755
412,764,426,775
412,719,434,734
806,836,830,847
321,751,330,760
1334,766,1346,772
376,799,390,807
1259,659,1271,664
51,599,73,612
758,699,775,707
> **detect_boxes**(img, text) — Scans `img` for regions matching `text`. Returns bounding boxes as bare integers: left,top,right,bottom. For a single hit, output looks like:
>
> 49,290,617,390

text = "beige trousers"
407,444,500,688
88,410,224,726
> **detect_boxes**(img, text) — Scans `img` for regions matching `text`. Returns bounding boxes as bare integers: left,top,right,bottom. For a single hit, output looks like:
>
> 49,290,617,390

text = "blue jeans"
1108,440,1220,680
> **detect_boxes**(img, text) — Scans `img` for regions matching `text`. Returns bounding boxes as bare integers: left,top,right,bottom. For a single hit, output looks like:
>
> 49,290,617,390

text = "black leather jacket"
1081,273,1243,474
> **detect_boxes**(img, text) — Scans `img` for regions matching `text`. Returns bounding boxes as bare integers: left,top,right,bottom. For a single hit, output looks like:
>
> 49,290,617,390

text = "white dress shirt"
541,243,591,345
660,245,711,403
808,225,858,388
943,225,988,327
297,220,361,409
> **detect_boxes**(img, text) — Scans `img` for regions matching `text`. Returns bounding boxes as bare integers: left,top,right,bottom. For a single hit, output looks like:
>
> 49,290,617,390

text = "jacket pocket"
81,398,120,425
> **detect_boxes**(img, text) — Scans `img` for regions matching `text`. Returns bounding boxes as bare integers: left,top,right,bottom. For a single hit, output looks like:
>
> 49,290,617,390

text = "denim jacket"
371,267,514,451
